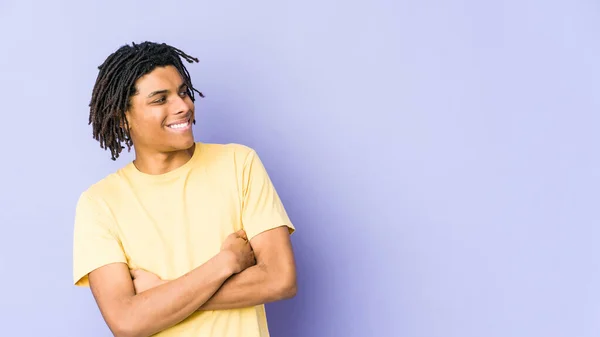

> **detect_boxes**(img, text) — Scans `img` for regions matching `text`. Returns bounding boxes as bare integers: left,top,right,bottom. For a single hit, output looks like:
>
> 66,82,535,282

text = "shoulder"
199,142,255,156
197,142,258,166
77,168,128,206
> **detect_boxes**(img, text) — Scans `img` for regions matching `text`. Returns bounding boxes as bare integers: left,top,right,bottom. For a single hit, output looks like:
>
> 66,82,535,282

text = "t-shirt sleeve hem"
246,223,295,241
73,258,128,287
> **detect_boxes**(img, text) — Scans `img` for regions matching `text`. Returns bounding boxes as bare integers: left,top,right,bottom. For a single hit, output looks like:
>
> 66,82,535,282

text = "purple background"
1,0,599,336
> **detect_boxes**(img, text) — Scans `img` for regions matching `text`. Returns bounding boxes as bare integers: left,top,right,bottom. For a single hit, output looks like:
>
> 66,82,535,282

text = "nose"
173,93,193,115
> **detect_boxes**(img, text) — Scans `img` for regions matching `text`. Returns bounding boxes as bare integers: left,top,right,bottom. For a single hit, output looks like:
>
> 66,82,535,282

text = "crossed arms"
87,226,296,337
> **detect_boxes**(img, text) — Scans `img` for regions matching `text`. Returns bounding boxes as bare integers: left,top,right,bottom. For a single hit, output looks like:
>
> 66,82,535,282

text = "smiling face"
125,65,196,154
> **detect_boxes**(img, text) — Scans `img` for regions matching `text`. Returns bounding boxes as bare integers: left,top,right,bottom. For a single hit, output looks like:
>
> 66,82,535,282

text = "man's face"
125,65,195,154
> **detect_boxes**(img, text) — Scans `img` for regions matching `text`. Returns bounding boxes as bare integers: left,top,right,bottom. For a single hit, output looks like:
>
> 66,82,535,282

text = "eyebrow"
147,83,188,98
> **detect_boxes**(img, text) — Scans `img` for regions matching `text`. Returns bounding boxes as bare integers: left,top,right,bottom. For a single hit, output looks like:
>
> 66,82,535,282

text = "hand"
220,229,256,274
130,269,167,294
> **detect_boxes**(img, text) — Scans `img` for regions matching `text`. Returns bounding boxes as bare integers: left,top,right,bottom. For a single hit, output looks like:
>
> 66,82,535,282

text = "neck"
132,143,196,175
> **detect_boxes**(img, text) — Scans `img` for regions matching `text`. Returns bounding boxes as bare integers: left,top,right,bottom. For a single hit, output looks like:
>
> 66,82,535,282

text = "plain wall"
0,0,598,336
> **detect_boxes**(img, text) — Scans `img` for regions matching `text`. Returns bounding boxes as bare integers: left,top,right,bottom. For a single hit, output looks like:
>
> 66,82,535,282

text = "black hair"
88,41,204,160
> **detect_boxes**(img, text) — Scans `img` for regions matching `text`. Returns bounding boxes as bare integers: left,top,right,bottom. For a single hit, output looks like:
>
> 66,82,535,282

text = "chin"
177,137,196,150
164,133,195,152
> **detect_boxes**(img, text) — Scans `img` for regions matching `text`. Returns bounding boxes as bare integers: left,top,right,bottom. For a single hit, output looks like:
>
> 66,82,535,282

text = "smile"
166,117,192,131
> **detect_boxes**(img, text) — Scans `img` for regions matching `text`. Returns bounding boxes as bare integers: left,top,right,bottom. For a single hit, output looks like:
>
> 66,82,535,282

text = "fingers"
237,229,248,241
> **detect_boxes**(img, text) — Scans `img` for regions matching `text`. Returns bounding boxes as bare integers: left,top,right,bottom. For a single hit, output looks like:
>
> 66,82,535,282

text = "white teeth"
168,122,188,129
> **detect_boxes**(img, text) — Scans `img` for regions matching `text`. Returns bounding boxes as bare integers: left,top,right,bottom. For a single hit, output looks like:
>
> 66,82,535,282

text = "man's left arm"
198,225,296,310
197,147,298,310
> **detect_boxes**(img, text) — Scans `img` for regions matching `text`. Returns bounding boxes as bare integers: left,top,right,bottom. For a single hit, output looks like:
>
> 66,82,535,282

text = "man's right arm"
89,251,235,337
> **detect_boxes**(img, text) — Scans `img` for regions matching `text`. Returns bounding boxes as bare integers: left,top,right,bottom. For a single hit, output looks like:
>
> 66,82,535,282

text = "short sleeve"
241,149,295,240
72,192,127,287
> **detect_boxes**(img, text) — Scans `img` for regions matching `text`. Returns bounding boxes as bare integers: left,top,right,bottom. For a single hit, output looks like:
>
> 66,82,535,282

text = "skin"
123,65,197,175
132,225,296,311
88,65,297,337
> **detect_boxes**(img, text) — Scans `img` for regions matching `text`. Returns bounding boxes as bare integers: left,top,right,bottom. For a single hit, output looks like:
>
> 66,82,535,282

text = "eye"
152,96,166,104
179,90,188,97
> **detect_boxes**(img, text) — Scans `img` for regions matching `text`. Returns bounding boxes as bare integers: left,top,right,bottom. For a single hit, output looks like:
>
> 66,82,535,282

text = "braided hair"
88,41,204,160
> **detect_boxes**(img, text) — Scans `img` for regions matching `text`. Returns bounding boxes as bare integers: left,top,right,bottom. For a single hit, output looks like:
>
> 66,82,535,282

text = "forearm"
198,263,296,311
119,253,233,337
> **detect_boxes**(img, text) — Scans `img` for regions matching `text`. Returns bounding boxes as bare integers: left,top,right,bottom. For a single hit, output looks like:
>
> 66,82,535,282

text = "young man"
72,41,297,337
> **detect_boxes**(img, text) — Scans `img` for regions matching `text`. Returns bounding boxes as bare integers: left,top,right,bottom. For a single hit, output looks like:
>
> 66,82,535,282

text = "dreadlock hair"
88,41,204,160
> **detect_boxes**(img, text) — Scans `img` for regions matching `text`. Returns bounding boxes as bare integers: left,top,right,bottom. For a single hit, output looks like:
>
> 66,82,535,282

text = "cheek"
130,114,165,136
185,97,195,111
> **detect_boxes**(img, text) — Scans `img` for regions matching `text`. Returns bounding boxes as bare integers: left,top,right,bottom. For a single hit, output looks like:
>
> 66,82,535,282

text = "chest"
109,172,242,279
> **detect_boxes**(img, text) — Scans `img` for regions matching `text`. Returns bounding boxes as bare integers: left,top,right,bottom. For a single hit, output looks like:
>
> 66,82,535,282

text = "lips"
167,119,190,129
166,113,192,129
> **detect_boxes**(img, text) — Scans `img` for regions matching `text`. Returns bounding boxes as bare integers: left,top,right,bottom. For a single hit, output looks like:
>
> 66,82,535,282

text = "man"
72,41,297,337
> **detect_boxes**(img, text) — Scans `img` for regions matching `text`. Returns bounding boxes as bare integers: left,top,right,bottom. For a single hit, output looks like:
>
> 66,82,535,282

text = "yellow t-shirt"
72,142,295,337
